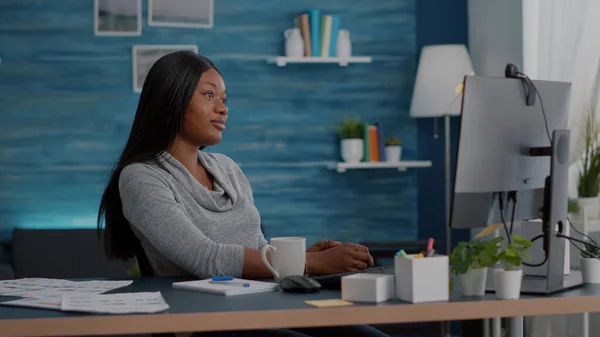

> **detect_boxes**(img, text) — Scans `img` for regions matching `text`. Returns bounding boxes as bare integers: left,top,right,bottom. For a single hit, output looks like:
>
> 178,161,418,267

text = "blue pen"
210,276,250,287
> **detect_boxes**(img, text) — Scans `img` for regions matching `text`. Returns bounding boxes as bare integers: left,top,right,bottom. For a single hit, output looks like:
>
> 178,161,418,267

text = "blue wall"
0,0,426,246
415,0,471,253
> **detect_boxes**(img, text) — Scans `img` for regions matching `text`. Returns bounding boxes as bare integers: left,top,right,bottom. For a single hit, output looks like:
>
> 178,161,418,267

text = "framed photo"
94,0,142,36
148,0,213,28
132,45,199,93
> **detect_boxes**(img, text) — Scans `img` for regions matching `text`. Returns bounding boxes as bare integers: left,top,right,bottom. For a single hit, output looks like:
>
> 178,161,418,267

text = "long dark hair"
97,51,218,260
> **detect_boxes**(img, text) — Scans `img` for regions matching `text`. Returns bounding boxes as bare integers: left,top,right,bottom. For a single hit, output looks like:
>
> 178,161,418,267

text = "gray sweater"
118,151,267,278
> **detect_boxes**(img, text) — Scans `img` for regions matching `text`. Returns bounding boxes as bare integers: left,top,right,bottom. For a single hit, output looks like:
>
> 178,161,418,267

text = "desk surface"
2,276,600,337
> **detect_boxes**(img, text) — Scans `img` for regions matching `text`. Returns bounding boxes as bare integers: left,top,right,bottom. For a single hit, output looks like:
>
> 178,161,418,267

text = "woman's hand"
307,240,341,253
307,242,374,276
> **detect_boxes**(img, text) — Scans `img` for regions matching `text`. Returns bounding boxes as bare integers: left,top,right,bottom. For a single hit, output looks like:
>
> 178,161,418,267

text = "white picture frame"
94,0,142,36
132,45,199,93
148,0,214,28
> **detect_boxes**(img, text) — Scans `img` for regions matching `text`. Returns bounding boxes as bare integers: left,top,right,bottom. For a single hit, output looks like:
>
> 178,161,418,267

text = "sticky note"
304,299,353,308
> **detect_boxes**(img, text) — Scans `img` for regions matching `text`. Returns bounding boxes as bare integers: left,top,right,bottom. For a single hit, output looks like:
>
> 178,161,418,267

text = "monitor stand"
486,130,584,295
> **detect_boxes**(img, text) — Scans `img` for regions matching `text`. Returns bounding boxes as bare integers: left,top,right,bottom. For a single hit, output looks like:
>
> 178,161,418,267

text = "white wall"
467,0,524,77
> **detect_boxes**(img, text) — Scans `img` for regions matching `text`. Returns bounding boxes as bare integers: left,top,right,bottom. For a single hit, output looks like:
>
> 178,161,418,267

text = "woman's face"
181,68,228,147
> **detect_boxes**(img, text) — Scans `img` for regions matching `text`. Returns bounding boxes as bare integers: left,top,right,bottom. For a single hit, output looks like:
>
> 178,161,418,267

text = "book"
172,278,279,296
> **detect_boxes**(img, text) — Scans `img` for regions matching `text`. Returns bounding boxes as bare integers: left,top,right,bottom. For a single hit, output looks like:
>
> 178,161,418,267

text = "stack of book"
293,9,341,57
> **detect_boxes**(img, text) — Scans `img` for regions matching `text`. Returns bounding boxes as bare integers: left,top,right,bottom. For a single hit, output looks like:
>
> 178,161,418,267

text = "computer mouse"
279,275,321,293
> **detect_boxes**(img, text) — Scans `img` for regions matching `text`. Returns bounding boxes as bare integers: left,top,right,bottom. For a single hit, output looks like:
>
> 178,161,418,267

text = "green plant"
449,237,502,292
578,108,600,198
496,234,532,270
568,198,581,214
581,239,600,259
337,118,364,139
385,136,402,146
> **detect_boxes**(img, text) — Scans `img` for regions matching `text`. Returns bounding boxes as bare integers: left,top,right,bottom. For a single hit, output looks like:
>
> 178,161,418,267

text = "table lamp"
409,44,474,256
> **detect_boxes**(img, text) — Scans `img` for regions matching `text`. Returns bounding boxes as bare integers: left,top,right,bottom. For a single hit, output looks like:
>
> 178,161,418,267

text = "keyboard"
309,265,395,290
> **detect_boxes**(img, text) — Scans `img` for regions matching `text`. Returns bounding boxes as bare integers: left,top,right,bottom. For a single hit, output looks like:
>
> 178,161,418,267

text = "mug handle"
261,244,279,280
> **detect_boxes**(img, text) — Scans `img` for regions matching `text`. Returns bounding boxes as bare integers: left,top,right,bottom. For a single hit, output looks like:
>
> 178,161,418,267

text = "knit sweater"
118,150,267,278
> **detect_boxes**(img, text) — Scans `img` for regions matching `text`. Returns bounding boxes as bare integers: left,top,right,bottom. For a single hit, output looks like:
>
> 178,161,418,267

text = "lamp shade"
409,44,474,118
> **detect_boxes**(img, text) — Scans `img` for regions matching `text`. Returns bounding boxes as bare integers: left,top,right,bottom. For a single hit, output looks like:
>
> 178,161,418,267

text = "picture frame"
132,45,199,93
94,0,142,36
148,0,214,29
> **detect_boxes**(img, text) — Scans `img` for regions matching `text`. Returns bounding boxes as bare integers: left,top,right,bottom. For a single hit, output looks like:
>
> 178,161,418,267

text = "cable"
558,233,600,259
518,72,552,144
498,192,511,243
557,233,600,251
567,216,600,246
508,192,517,235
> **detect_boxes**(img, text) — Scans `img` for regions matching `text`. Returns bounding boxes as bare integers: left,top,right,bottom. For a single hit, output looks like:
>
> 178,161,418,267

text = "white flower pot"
580,257,600,283
492,268,522,300
460,267,487,296
341,138,364,163
385,146,402,162
578,197,600,220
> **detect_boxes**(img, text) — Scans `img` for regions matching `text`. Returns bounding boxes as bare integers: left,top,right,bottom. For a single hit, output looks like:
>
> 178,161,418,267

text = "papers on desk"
172,278,279,296
0,278,133,297
1,292,169,314
0,278,168,314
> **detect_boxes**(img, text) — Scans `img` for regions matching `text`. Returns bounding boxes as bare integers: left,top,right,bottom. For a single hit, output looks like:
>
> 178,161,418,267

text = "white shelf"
267,56,372,67
328,161,432,173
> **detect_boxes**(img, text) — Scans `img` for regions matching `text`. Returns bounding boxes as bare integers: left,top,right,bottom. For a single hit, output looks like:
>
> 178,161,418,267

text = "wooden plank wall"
0,0,420,246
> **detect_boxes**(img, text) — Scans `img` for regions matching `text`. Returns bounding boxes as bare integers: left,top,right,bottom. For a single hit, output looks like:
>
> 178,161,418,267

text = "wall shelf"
328,161,432,173
266,56,372,67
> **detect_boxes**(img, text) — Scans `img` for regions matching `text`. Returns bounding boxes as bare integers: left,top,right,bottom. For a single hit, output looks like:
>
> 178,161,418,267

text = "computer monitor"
449,73,582,294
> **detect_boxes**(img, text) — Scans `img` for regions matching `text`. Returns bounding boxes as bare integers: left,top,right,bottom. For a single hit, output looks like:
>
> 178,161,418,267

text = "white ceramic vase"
385,146,402,162
580,257,600,283
336,29,351,58
284,28,304,57
460,267,487,296
341,139,363,163
492,268,522,300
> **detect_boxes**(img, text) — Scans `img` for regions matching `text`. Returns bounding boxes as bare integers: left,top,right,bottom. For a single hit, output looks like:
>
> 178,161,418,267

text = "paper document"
0,295,62,310
61,292,169,314
0,278,133,297
0,292,169,314
172,278,278,296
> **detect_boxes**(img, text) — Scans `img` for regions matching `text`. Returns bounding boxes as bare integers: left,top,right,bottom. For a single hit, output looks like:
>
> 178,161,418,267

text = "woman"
97,51,389,337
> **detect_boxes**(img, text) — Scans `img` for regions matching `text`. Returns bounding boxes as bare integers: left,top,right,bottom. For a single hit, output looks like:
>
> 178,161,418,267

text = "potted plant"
384,136,403,162
575,109,600,218
337,118,364,163
449,236,502,296
492,234,532,300
580,239,600,283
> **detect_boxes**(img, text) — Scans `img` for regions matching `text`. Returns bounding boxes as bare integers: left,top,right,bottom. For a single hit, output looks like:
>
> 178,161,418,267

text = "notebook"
172,278,279,296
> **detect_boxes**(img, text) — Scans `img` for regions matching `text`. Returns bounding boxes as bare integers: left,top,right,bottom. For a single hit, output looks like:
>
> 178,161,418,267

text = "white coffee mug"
260,237,306,281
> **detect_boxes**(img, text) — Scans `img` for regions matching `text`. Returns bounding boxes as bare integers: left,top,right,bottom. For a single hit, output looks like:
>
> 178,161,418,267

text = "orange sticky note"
304,299,353,308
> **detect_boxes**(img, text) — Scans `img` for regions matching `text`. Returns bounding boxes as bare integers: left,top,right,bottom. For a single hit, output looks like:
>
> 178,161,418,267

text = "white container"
459,267,487,296
580,257,600,283
336,29,351,58
394,254,449,303
492,268,522,300
385,146,402,162
341,273,395,303
341,138,363,163
284,28,304,57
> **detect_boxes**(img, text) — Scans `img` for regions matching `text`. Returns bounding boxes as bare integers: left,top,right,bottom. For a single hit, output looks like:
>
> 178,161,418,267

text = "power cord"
517,71,552,145
498,192,512,243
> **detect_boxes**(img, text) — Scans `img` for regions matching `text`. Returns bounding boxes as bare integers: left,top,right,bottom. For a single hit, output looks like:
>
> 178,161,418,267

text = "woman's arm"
120,164,271,279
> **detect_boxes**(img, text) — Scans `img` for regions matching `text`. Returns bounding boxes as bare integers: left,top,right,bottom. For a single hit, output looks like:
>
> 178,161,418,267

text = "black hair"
97,51,218,260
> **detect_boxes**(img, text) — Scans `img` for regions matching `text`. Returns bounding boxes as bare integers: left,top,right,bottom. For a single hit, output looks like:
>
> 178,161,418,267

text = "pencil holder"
394,254,449,303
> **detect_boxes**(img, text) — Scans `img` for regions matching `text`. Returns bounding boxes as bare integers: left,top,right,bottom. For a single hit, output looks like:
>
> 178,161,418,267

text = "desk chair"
134,238,177,337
